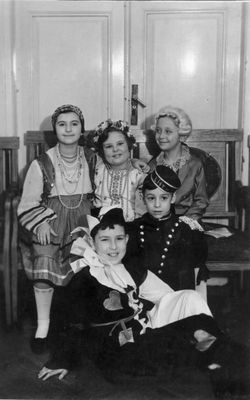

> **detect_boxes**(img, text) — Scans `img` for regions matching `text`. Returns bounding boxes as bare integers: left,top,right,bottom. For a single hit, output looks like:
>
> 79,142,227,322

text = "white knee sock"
33,286,54,339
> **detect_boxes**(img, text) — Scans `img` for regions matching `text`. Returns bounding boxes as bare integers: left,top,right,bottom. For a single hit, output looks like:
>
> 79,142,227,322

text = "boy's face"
144,187,175,220
94,224,128,265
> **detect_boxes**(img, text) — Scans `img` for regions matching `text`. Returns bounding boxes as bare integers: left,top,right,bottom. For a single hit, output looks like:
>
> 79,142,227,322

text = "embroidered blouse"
93,157,147,222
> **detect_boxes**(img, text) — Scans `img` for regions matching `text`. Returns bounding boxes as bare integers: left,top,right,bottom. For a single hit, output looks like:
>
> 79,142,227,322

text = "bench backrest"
24,129,243,221
0,137,19,244
0,137,19,192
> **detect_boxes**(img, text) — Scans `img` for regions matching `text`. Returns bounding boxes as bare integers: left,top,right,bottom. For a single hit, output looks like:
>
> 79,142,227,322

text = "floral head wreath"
88,119,136,151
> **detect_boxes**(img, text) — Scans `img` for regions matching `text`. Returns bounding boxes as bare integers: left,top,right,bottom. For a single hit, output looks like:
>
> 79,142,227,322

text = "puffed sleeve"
17,160,57,233
186,163,209,221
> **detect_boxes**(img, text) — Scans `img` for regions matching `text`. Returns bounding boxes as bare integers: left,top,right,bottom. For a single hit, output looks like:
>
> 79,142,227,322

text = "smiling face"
102,130,130,169
94,224,128,265
144,187,175,220
55,112,82,145
155,116,180,152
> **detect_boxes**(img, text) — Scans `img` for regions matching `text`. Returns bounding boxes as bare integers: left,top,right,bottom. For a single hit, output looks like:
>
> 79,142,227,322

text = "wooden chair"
0,137,20,325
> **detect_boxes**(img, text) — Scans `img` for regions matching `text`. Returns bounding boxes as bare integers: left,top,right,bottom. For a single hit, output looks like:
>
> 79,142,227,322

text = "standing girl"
18,104,93,353
88,119,147,221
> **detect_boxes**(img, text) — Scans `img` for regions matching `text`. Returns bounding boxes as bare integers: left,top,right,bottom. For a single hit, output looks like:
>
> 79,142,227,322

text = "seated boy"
126,165,209,291
38,207,249,398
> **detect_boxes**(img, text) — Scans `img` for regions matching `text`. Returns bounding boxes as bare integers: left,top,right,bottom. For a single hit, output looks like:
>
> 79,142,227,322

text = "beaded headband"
51,104,85,132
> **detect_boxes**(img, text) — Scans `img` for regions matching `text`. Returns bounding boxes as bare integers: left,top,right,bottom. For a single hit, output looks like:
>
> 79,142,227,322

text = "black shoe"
30,337,48,354
209,365,249,399
205,337,250,398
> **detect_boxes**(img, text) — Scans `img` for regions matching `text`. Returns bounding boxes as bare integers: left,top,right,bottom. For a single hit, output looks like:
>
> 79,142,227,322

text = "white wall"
0,0,249,184
242,2,250,185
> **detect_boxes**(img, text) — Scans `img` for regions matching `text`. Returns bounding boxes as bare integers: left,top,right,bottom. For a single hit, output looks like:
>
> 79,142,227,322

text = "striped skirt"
20,194,91,286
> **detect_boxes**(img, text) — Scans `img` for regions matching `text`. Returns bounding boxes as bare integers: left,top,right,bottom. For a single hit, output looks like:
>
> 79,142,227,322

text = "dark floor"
0,270,250,400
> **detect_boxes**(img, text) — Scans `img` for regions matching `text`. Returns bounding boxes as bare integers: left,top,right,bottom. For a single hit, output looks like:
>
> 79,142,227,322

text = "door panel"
129,2,242,130
15,1,125,168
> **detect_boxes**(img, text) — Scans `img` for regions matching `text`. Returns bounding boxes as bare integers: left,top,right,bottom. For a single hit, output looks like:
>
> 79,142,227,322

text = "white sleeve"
139,270,174,303
17,160,56,232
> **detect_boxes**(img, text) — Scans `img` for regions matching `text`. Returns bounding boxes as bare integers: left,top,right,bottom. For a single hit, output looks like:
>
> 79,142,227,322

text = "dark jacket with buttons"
125,212,209,291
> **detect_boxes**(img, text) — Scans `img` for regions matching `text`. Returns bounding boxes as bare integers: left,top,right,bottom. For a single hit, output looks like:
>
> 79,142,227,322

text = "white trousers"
139,270,212,329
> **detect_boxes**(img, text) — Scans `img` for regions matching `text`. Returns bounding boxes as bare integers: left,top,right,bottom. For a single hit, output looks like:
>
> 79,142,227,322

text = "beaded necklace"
56,144,83,184
55,144,84,209
57,192,85,210
102,161,132,220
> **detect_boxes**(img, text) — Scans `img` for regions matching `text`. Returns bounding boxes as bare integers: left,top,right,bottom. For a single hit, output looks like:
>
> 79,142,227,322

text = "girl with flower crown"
87,119,148,221
18,104,94,354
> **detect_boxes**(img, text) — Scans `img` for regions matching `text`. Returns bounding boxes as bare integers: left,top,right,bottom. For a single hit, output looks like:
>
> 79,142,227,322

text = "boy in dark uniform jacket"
126,165,209,291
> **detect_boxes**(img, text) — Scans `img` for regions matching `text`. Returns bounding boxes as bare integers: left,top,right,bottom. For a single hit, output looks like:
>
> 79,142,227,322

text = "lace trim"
157,144,190,172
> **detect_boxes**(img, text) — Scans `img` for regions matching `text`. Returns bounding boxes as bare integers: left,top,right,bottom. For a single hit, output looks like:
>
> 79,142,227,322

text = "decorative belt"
91,309,140,337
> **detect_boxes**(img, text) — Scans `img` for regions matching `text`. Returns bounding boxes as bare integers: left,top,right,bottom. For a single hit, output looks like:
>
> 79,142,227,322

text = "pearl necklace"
57,192,85,210
55,144,85,208
56,144,83,184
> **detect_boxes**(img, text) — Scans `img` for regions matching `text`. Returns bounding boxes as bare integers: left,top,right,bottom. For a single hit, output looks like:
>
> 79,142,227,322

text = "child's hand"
131,159,150,173
38,366,68,381
36,222,58,245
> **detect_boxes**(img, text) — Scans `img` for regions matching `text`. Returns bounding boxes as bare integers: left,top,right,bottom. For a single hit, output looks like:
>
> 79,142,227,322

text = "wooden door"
128,1,242,130
15,0,125,168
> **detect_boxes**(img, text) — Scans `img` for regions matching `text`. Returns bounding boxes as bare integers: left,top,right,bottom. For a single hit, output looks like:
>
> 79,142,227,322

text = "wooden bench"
5,129,250,325
0,137,20,325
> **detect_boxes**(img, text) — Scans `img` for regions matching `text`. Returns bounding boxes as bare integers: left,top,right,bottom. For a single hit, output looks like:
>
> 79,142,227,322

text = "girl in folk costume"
149,106,209,221
87,119,148,221
38,208,250,399
18,104,94,354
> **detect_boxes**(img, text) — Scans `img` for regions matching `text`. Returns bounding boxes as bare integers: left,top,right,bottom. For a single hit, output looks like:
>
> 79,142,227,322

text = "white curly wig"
153,106,192,138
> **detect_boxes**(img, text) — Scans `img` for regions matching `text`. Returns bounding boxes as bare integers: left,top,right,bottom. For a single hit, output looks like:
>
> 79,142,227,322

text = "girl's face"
94,224,128,265
55,112,82,145
102,131,130,169
144,187,175,220
155,117,180,152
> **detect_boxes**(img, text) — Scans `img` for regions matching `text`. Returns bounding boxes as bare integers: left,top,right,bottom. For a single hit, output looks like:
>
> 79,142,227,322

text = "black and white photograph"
0,1,250,399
